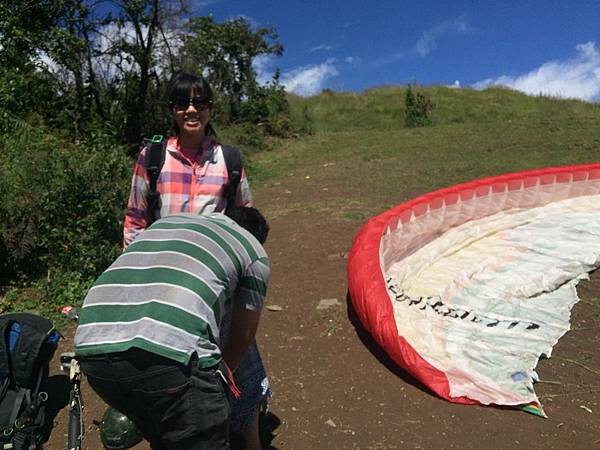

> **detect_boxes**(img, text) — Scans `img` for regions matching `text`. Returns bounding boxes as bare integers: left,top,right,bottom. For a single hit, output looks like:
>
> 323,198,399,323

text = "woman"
123,72,253,247
122,72,267,449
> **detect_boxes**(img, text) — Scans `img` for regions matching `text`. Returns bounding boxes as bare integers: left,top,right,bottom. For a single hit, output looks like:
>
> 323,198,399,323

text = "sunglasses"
171,96,212,112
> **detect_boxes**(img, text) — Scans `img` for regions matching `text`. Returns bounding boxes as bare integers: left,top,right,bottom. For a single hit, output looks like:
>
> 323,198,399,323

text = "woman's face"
172,89,212,139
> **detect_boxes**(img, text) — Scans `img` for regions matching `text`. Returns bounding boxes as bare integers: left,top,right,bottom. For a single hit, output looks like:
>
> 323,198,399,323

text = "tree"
1,2,290,143
404,85,434,128
110,0,163,144
0,0,63,131
178,16,285,125
0,0,62,66
39,0,183,145
47,0,96,140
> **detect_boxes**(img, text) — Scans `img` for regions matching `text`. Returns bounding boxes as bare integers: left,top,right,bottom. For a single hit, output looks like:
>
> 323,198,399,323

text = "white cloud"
100,22,177,80
371,14,468,68
310,44,333,52
345,56,357,64
449,80,461,89
36,23,139,83
473,42,600,102
37,50,60,73
280,59,338,96
252,54,277,85
253,55,338,95
416,15,469,56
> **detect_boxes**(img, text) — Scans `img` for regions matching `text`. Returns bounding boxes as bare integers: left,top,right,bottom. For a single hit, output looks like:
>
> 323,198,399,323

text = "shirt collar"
169,135,216,164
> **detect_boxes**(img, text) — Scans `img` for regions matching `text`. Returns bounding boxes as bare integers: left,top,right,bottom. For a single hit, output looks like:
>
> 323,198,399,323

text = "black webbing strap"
222,145,243,213
11,430,26,450
8,388,26,425
0,320,11,384
144,135,167,225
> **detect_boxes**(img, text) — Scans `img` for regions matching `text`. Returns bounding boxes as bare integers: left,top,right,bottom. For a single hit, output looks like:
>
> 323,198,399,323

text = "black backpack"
0,313,60,450
143,135,244,224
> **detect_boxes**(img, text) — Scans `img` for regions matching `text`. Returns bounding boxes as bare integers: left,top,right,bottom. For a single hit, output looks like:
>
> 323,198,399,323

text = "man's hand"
222,302,261,370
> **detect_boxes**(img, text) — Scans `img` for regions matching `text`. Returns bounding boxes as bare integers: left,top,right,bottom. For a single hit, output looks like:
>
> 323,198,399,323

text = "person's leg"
82,349,230,449
157,361,230,450
87,377,166,450
228,341,270,448
165,422,229,450
81,352,166,449
242,409,261,450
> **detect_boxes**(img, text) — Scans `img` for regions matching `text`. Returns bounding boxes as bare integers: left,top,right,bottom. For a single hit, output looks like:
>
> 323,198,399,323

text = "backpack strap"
6,314,53,389
0,318,12,385
12,432,27,450
143,135,167,225
222,145,243,213
8,387,27,425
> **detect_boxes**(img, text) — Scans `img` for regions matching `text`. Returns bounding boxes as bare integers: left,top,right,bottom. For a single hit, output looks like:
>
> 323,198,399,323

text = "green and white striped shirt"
75,213,270,368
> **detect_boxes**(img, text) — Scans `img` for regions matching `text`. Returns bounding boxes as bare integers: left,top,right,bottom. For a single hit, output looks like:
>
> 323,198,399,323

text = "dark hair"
226,207,270,244
167,72,216,136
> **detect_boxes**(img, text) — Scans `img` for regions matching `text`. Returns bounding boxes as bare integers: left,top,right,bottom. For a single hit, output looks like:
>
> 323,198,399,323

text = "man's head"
226,207,269,244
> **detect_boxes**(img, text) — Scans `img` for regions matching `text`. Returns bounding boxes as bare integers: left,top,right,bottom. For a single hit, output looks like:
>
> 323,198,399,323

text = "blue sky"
197,0,600,100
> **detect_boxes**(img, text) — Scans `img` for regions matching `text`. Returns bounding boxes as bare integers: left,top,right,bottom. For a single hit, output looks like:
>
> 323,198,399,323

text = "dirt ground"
45,177,600,449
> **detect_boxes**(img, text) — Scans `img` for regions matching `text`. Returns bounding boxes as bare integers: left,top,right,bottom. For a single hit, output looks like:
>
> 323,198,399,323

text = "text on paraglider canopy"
386,277,540,331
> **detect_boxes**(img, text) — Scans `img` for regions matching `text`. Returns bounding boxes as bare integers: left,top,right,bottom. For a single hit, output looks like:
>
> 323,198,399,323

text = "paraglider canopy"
348,162,600,416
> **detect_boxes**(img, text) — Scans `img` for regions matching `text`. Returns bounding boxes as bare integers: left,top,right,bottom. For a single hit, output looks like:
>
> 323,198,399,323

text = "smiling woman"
123,72,253,248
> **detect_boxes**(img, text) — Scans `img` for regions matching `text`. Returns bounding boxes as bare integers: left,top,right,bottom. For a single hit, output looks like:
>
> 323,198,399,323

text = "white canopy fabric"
384,194,600,411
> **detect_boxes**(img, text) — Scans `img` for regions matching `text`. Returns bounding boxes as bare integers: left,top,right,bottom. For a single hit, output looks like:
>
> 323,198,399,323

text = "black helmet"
99,407,143,450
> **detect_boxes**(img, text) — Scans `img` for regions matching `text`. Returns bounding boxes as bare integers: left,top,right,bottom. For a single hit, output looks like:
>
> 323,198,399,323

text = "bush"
0,125,131,282
0,68,58,134
296,106,315,135
0,271,93,322
235,80,292,137
40,271,94,316
218,123,267,152
0,287,43,316
405,85,434,128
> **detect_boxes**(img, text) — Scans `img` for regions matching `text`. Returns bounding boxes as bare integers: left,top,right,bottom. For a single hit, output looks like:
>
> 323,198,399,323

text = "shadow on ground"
345,291,433,397
42,374,70,444
230,411,282,449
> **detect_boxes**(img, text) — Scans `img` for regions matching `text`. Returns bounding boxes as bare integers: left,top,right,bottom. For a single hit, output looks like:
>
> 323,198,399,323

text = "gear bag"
143,135,243,224
0,313,60,450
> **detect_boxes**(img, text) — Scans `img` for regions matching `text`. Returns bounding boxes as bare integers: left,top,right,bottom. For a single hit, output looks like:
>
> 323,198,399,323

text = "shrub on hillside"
237,81,292,138
0,271,94,317
404,85,434,128
0,126,131,283
218,123,267,152
294,106,315,135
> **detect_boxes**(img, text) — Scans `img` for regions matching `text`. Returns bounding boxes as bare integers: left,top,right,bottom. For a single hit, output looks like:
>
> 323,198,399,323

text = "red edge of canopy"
347,162,600,405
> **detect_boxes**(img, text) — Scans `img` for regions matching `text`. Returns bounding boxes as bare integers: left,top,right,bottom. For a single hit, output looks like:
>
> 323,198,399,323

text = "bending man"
75,207,270,449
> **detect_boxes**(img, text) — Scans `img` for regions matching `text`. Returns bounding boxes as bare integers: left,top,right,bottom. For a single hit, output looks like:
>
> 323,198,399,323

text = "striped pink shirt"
123,136,253,247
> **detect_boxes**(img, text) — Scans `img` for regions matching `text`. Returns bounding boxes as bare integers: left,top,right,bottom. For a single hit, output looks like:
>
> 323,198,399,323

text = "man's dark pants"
80,348,230,450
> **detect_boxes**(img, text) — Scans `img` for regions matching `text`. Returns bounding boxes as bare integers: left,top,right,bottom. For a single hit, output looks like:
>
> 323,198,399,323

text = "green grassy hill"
251,86,600,219
3,85,599,321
